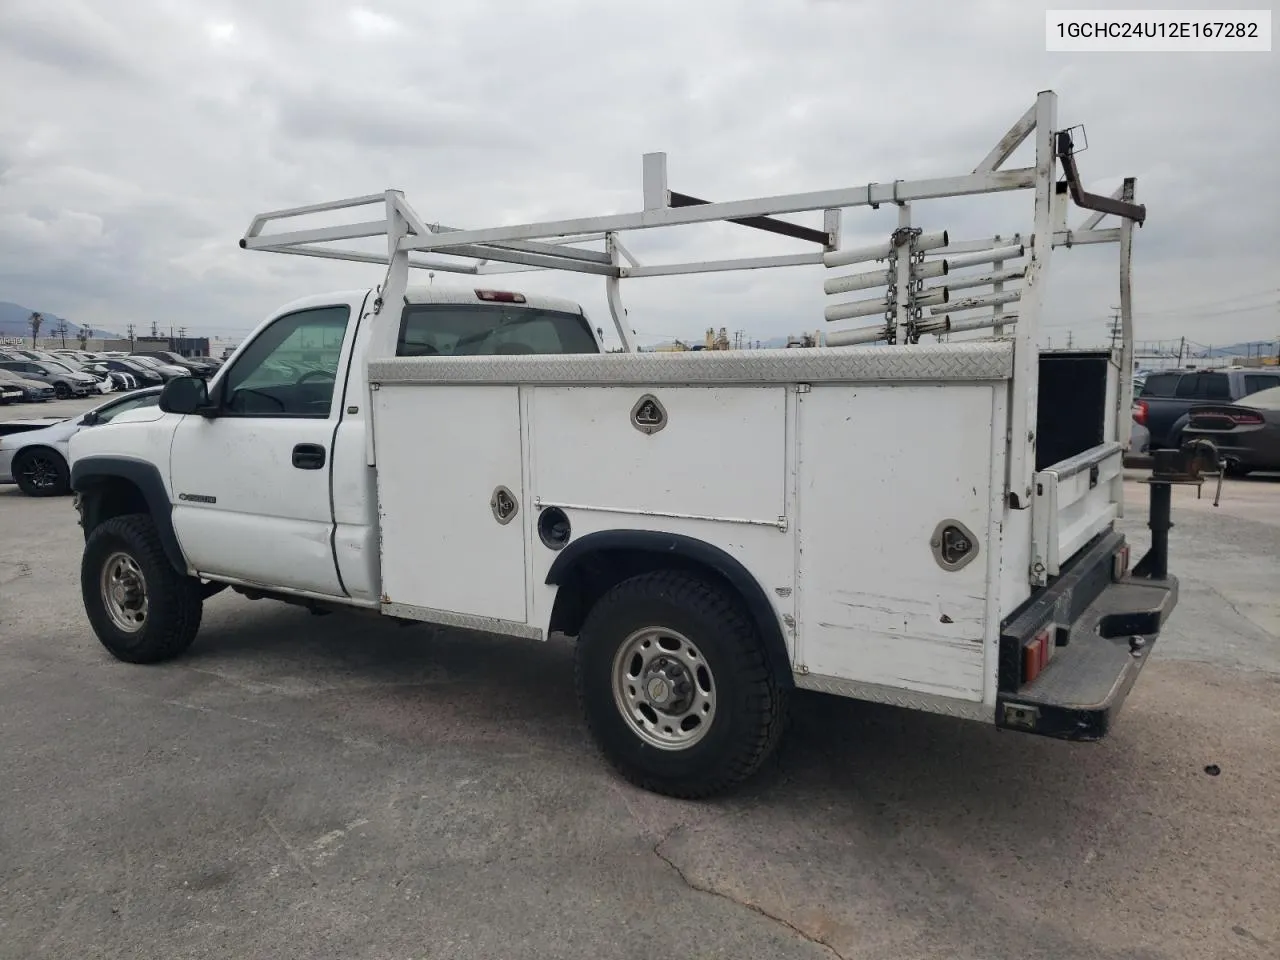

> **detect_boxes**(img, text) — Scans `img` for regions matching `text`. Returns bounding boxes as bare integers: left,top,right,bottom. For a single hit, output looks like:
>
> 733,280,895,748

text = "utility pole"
1177,336,1185,365
1106,308,1122,349
126,323,136,349
150,321,158,338
1066,330,1074,349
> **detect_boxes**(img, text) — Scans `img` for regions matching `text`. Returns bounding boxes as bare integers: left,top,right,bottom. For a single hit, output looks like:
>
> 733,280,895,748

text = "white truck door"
168,302,356,596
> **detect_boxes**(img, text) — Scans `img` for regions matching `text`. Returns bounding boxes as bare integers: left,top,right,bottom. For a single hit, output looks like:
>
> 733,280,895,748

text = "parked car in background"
99,358,166,387
123,355,188,380
30,355,115,394
131,350,220,375
1182,385,1280,477
0,368,57,402
0,358,95,398
85,362,140,392
0,387,162,496
1134,367,1280,451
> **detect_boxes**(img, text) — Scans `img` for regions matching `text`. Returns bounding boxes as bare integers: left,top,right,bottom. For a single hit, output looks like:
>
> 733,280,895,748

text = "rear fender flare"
545,529,794,688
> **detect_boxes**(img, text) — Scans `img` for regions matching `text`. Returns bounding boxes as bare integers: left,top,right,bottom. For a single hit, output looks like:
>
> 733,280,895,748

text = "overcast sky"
0,0,1275,351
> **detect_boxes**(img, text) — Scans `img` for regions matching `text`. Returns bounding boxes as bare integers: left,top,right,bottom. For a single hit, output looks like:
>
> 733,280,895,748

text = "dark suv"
1135,368,1280,450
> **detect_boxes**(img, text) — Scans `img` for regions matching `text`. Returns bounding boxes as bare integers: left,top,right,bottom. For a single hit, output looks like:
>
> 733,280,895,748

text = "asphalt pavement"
0,422,1276,959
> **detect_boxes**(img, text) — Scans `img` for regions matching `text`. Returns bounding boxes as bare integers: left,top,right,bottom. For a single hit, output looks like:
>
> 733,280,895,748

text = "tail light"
1022,626,1058,684
475,290,526,304
1113,543,1131,580
1132,400,1148,426
1190,407,1263,427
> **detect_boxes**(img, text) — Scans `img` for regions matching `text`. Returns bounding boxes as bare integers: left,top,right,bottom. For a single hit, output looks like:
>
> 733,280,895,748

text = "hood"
9,419,82,444
0,417,70,437
0,375,52,391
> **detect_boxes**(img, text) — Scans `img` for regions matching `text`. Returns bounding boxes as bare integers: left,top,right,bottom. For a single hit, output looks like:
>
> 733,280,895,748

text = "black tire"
12,448,70,497
53,382,71,399
81,514,203,664
574,570,788,799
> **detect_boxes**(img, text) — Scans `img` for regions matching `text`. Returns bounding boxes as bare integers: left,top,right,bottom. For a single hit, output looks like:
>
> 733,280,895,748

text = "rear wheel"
12,448,70,497
574,570,788,799
81,514,203,664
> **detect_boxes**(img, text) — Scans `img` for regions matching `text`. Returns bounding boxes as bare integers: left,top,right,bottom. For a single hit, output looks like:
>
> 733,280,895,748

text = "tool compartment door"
373,384,528,623
795,382,999,702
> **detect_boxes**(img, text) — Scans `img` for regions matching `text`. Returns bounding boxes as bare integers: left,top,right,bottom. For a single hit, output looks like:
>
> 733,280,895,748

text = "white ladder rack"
238,89,1146,509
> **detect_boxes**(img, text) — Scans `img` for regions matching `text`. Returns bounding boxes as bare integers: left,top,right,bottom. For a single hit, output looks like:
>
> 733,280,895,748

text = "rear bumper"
997,530,1178,741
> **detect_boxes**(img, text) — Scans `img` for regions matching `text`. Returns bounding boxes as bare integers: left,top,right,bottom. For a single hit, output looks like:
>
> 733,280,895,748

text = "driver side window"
221,306,351,417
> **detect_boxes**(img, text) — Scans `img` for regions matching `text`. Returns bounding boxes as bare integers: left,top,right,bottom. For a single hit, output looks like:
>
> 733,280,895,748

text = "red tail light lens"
1022,626,1057,684
1113,544,1131,580
1190,407,1264,427
1133,400,1148,426
475,289,526,303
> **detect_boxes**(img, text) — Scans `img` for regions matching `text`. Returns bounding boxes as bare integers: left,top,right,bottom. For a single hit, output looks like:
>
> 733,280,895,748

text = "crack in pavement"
1204,582,1270,636
652,826,847,960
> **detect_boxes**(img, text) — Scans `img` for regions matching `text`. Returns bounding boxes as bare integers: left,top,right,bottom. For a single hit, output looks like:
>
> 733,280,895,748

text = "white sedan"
0,388,161,497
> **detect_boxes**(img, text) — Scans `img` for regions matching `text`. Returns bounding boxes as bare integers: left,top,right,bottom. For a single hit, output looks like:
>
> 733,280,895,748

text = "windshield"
396,303,598,357
96,392,160,422
41,359,78,374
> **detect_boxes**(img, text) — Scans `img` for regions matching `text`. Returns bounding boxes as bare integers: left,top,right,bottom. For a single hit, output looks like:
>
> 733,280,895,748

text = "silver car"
0,388,161,496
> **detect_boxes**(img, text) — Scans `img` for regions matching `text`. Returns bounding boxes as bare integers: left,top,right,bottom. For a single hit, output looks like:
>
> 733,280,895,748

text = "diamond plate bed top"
367,339,1014,386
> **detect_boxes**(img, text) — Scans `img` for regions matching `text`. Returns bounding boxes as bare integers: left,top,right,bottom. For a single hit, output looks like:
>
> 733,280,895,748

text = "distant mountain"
1197,340,1279,359
0,301,122,339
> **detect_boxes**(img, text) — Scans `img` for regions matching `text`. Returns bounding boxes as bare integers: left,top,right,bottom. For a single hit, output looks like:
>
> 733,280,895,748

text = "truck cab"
69,286,605,607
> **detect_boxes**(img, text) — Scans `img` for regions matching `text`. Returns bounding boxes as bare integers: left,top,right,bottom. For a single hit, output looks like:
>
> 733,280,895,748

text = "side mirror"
80,411,100,426
159,376,213,416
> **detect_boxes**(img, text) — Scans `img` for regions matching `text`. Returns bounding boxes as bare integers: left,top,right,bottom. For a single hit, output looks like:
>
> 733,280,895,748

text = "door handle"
292,443,326,470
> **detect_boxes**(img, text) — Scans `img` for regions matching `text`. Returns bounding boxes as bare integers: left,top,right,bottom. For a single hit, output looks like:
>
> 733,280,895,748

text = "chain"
883,244,899,330
885,227,923,343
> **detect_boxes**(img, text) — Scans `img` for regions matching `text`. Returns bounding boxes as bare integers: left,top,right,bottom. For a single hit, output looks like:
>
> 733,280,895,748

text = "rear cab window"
1174,372,1230,400
1139,373,1181,398
396,302,599,357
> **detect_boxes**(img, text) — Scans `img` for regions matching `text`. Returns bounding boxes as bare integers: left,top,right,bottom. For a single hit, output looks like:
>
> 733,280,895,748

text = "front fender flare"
70,455,186,574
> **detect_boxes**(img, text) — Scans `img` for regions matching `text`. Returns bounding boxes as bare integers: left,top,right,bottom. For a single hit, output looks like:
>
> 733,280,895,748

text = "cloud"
0,0,1275,348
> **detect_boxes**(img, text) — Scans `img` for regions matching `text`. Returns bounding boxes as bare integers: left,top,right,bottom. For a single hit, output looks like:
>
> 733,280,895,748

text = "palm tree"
28,311,43,346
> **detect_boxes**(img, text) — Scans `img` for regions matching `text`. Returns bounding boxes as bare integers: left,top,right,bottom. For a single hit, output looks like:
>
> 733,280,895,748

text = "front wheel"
81,514,204,664
12,448,69,497
574,570,788,799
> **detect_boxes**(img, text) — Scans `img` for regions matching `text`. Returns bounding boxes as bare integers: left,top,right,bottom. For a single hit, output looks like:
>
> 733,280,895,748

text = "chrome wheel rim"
611,627,716,751
101,551,148,633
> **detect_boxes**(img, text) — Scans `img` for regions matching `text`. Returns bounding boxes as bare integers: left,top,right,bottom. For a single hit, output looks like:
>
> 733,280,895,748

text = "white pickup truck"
69,91,1187,799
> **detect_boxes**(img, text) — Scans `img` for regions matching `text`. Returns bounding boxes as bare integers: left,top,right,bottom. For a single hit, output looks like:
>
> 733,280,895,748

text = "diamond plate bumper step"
997,575,1178,740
